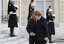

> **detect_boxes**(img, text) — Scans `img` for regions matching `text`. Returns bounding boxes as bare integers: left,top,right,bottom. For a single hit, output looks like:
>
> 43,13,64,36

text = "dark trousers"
48,22,53,42
48,32,52,42
29,36,47,44
10,27,14,35
29,36,37,44
37,40,47,44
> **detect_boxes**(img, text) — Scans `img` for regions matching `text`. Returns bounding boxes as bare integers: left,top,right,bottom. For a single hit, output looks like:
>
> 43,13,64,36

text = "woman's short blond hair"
32,11,42,16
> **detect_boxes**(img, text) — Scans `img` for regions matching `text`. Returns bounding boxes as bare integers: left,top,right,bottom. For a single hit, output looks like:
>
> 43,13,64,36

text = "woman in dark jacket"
26,11,48,44
8,0,18,37
27,0,35,20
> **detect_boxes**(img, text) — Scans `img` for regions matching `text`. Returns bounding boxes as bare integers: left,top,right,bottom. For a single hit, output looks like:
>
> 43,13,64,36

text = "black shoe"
10,34,17,37
49,41,54,43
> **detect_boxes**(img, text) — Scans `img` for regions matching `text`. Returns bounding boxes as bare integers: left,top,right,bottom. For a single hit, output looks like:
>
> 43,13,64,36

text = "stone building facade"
0,0,64,28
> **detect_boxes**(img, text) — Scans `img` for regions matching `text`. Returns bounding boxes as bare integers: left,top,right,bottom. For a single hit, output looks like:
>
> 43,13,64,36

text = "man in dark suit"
26,11,48,44
46,6,55,43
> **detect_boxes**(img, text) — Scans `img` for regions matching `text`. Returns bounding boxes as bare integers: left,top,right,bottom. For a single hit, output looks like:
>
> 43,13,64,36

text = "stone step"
0,34,28,44
0,34,9,39
1,38,28,44
55,28,64,39
17,41,29,44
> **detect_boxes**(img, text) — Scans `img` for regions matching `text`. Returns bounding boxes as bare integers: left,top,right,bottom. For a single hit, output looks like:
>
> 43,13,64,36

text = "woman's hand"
30,32,36,36
44,37,48,41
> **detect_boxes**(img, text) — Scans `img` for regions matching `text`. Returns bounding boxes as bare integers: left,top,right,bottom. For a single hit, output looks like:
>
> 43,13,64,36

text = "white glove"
14,4,18,8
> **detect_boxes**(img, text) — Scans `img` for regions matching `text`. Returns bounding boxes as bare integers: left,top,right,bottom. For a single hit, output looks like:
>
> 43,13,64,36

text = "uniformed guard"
46,6,55,43
26,11,48,44
27,0,35,20
8,0,18,37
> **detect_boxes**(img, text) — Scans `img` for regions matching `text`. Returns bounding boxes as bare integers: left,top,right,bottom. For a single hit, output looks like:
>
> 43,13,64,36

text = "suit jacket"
34,17,48,40
26,18,36,34
26,17,48,40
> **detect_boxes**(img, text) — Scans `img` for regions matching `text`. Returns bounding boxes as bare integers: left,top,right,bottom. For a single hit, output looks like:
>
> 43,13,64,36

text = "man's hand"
44,37,48,41
30,32,36,36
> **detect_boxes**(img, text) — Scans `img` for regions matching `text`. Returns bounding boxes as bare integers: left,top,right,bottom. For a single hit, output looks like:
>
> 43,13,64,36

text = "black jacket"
26,18,36,34
28,3,34,20
46,8,55,35
26,17,48,40
8,4,18,27
46,8,55,22
8,4,18,15
35,17,48,40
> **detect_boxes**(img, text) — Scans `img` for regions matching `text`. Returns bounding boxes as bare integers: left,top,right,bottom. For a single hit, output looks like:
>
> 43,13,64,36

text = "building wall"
2,0,30,26
21,0,30,26
59,0,64,28
20,0,60,27
54,0,59,27
2,0,64,27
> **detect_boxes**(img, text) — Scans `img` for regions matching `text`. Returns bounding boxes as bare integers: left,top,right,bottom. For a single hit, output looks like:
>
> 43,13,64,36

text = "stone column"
21,0,30,26
54,0,59,27
54,0,64,38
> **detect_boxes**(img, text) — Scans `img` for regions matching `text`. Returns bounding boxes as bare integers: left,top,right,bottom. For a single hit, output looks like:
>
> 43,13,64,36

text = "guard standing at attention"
46,6,55,43
8,0,18,37
28,0,35,20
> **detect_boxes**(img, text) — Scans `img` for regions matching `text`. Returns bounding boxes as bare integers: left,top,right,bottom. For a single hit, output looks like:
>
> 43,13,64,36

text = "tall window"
35,0,54,18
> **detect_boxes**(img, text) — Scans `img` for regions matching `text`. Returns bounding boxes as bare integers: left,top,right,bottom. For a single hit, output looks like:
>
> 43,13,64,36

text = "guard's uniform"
8,3,18,36
46,8,55,42
28,3,35,20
